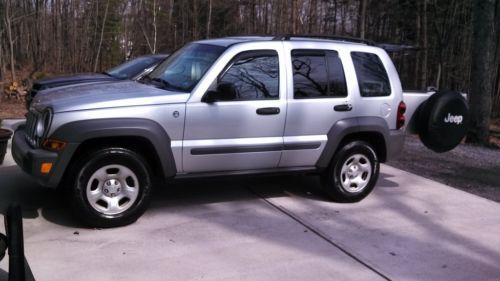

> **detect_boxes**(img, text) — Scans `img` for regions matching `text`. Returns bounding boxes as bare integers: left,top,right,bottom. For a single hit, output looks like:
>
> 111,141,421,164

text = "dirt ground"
0,99,26,119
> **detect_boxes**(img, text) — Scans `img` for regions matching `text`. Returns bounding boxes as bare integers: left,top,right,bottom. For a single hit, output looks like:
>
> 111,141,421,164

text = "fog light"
42,139,66,151
41,163,53,174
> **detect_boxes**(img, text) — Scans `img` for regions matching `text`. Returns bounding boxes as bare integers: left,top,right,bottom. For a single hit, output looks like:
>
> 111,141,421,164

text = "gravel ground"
388,134,500,202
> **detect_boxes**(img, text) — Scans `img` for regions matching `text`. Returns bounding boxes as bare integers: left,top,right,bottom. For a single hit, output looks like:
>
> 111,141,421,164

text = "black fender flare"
51,118,177,178
316,117,392,168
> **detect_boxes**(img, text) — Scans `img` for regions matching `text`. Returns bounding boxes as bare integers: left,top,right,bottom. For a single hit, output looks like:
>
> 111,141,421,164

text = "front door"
182,49,286,173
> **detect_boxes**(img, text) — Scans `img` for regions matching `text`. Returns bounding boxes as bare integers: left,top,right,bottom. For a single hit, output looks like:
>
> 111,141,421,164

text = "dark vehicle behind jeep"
25,53,168,109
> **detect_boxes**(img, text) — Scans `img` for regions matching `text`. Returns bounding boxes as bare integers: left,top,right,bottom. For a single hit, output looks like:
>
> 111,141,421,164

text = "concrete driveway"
0,154,499,280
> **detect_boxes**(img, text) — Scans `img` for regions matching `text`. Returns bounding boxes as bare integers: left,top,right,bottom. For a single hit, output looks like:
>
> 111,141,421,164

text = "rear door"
183,44,287,173
280,43,355,167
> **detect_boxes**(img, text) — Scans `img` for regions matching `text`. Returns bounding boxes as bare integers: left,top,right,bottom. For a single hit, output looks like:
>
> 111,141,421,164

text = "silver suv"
12,36,469,227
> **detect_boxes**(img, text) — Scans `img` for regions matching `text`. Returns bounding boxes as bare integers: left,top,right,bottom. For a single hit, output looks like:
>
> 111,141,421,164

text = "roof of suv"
196,35,373,48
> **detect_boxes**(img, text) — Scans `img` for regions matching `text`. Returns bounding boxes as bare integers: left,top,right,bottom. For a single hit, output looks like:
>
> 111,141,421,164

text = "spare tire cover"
417,91,469,152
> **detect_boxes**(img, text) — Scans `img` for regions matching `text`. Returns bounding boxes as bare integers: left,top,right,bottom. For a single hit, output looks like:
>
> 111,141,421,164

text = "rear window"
292,50,347,99
351,52,391,97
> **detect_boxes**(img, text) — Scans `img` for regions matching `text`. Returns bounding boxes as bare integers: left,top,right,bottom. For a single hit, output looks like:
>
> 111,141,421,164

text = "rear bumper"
386,129,405,161
12,126,75,188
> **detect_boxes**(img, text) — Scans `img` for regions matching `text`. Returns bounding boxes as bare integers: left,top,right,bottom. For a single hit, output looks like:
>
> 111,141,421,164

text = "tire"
321,141,379,202
67,147,153,228
417,91,469,153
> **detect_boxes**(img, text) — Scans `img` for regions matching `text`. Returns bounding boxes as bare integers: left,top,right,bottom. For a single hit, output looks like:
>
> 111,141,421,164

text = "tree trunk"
308,0,317,33
0,31,4,81
466,0,497,144
193,0,198,39
206,0,212,38
153,0,157,53
4,0,16,82
493,0,500,118
169,0,175,48
421,0,428,89
291,0,297,34
94,0,110,72
358,0,367,39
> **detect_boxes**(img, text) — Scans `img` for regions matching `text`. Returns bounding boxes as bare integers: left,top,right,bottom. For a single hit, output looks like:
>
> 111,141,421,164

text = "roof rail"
272,34,375,45
376,43,419,52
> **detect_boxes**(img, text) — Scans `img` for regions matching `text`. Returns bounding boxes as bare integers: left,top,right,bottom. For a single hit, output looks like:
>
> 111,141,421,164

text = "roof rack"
272,34,375,45
376,43,419,52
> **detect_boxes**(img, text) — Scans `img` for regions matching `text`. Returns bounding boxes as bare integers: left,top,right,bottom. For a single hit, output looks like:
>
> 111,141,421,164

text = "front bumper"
12,126,73,188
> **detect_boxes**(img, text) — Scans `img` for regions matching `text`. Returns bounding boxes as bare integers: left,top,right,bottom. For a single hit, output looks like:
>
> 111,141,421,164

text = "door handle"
256,107,280,115
334,104,353,112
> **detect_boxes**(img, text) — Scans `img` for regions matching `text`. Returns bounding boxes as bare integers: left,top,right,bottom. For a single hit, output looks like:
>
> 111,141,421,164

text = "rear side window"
351,52,391,97
292,50,347,99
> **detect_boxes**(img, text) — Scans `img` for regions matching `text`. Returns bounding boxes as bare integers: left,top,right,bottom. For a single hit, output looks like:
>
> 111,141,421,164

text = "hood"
32,80,190,113
35,73,116,89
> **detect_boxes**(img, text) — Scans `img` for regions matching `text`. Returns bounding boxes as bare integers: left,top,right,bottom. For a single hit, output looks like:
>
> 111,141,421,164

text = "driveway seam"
246,186,392,281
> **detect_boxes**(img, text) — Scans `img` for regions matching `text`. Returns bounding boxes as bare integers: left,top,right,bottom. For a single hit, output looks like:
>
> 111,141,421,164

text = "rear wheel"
67,147,152,228
321,141,379,202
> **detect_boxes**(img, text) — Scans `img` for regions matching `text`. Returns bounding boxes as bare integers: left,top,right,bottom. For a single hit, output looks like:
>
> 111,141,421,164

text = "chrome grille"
25,110,39,147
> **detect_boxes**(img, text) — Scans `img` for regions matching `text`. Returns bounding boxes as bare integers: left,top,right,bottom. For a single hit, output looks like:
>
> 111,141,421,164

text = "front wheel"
67,147,153,228
321,141,379,202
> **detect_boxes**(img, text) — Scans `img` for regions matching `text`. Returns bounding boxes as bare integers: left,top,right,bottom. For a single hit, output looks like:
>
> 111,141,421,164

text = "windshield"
144,43,226,92
106,56,162,79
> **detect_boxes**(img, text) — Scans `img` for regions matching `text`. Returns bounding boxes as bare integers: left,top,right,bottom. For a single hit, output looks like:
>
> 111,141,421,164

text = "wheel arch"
316,117,389,169
51,118,177,185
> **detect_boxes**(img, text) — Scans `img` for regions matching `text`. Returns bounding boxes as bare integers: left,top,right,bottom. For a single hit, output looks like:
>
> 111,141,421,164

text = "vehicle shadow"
153,174,330,207
0,166,77,227
0,166,426,229
0,166,332,228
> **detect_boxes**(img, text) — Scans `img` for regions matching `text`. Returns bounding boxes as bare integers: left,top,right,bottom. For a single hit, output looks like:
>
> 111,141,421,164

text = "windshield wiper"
101,71,113,77
151,78,172,89
140,76,185,91
138,74,152,84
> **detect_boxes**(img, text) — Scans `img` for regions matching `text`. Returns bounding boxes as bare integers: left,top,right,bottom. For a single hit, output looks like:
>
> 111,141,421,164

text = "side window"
351,52,391,97
292,50,347,99
327,53,348,97
215,50,279,101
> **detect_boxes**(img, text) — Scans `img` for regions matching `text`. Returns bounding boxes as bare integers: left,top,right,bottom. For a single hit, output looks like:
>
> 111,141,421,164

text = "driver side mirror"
202,83,238,103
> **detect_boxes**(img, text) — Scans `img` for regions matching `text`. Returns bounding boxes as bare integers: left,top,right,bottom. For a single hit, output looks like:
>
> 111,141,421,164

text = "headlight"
35,109,52,138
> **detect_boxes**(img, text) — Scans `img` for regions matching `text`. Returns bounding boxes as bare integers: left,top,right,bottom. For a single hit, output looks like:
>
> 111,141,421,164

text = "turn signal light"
40,162,53,174
42,139,66,151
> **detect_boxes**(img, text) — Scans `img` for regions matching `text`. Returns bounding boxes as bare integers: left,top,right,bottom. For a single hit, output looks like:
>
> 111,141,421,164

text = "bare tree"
467,0,497,144
358,0,367,39
4,0,16,81
94,0,110,72
206,0,212,38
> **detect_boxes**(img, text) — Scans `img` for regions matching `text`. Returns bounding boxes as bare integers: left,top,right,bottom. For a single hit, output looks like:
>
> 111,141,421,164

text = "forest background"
0,0,499,144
